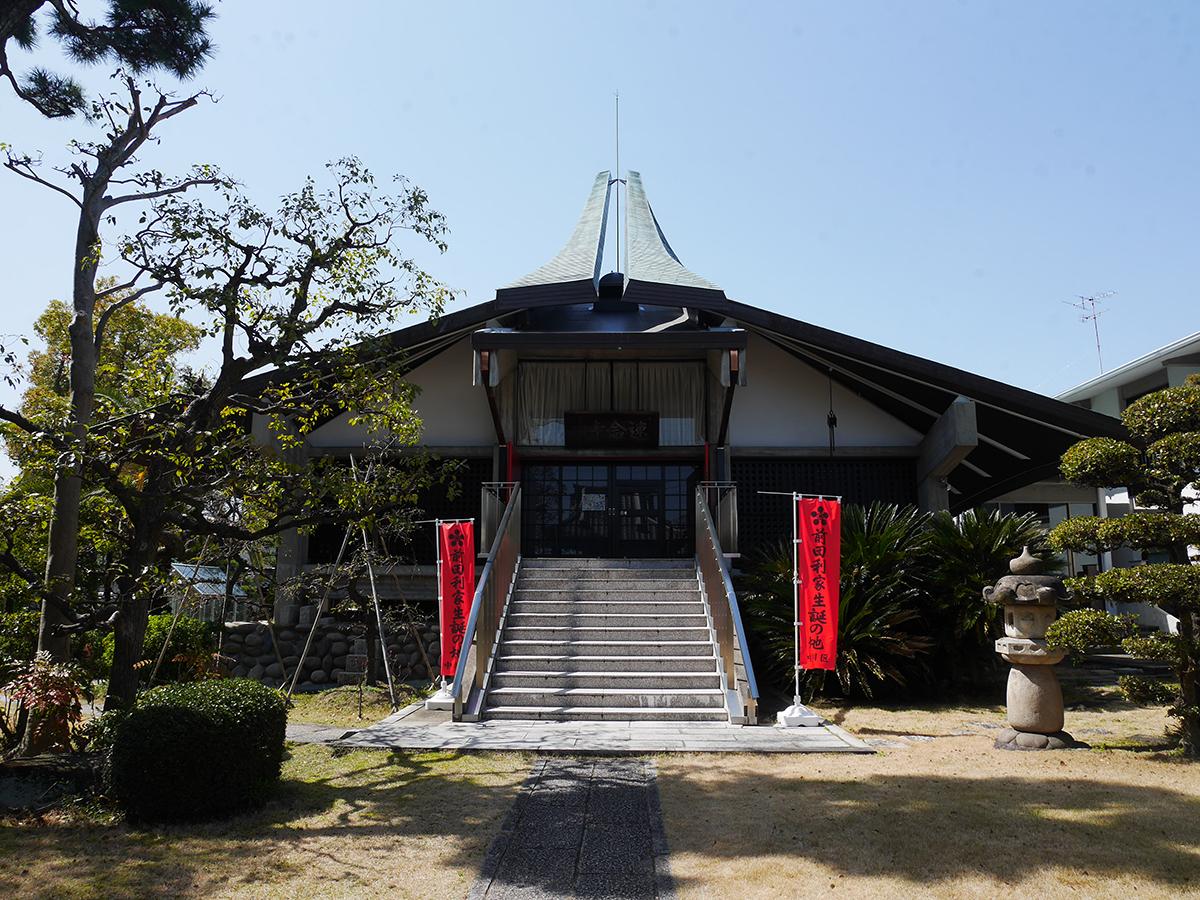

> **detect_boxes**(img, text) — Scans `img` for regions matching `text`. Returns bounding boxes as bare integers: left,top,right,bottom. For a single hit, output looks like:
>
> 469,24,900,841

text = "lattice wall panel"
731,457,917,555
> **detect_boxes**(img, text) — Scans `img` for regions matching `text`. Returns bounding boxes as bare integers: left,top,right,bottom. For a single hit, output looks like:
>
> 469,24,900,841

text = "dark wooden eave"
471,330,746,351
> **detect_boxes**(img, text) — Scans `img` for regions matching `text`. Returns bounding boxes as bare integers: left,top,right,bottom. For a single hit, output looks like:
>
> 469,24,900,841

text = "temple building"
277,170,1124,577
266,171,1125,722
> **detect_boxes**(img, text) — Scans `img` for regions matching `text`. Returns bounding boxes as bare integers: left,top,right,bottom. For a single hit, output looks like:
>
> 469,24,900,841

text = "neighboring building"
168,562,250,623
265,171,1125,626
1058,330,1200,418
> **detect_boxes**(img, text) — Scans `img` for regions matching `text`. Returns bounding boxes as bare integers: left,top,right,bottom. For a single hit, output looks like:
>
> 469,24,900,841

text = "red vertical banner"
438,522,475,677
796,498,841,671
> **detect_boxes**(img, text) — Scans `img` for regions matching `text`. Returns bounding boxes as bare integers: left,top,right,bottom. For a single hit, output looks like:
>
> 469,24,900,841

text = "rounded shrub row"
110,678,286,823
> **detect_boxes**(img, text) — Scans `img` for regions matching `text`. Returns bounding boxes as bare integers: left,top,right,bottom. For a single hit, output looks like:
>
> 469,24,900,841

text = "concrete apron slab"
291,703,874,754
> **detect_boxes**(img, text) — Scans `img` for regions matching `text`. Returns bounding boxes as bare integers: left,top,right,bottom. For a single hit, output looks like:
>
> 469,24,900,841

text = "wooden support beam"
917,396,978,512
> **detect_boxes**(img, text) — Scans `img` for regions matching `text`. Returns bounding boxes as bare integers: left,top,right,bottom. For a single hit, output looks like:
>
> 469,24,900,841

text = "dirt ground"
657,695,1199,899
1,691,1196,898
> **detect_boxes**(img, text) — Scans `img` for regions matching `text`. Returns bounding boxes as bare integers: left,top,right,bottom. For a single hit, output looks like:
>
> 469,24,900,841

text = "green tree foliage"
0,610,40,673
0,1,214,118
2,76,219,736
0,292,203,616
4,289,203,472
96,613,214,683
742,503,934,701
1048,374,1200,756
3,19,217,754
1119,675,1177,705
71,157,456,710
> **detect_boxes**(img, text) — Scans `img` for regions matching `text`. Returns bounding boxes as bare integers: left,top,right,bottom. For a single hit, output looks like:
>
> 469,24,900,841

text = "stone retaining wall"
221,619,440,691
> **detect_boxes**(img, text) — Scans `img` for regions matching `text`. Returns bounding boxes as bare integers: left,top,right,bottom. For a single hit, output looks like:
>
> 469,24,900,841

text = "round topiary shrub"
110,679,287,823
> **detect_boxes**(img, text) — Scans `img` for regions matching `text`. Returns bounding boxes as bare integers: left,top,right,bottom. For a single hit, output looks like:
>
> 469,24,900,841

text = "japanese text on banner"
796,498,840,671
438,522,475,677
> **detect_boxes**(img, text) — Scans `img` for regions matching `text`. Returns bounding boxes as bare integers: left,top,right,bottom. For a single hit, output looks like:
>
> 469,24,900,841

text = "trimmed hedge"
111,679,287,823
1044,609,1136,661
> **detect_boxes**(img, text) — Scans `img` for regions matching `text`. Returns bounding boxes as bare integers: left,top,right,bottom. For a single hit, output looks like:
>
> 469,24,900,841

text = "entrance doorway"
522,463,699,558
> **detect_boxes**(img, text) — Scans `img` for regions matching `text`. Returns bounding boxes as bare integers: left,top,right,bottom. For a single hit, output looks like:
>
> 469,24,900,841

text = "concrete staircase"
484,558,728,721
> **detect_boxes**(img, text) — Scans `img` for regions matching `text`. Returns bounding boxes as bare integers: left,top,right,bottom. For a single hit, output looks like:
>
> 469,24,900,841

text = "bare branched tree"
75,157,457,709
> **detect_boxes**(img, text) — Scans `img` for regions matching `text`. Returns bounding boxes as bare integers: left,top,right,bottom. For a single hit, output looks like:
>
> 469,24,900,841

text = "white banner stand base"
425,681,454,711
776,698,823,728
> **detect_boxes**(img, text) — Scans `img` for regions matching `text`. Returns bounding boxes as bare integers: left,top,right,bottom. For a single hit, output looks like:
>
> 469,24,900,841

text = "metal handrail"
696,487,759,724
451,483,521,720
700,481,739,556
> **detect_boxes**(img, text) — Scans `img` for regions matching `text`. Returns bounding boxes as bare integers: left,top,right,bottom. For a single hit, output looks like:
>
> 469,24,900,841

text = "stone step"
506,613,709,629
515,578,697,590
490,557,726,724
509,600,705,616
491,670,722,689
495,654,719,673
513,589,701,601
500,639,717,657
503,626,713,642
485,686,726,709
522,558,692,570
483,705,729,722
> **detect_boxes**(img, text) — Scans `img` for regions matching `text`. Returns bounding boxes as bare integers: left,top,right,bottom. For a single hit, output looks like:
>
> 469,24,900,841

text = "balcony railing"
451,483,522,721
696,486,758,724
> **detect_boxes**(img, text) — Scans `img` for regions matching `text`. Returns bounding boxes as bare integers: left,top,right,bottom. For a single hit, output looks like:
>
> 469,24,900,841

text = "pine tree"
1049,375,1200,755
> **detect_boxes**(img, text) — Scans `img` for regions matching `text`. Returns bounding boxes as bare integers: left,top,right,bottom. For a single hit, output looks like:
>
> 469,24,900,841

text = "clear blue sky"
1,1,1197,463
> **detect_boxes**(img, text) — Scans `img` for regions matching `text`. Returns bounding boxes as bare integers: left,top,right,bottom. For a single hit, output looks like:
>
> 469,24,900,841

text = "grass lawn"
657,695,1200,899
286,684,431,729
0,745,530,899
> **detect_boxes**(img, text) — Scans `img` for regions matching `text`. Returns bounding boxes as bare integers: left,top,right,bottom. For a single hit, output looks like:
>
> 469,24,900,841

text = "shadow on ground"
0,745,533,899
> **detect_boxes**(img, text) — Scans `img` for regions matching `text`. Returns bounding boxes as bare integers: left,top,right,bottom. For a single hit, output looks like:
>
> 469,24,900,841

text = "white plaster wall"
1167,363,1200,387
729,334,923,447
306,337,495,448
1089,387,1121,418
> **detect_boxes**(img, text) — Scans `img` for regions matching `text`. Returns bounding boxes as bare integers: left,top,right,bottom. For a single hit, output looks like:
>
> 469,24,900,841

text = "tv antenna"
609,92,626,273
1063,291,1116,373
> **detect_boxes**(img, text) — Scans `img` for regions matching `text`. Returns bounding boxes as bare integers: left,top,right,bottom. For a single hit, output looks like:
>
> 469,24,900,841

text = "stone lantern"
982,547,1075,750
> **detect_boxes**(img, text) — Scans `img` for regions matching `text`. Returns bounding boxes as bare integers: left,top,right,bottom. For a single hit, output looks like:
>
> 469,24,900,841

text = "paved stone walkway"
285,704,872,754
468,757,674,899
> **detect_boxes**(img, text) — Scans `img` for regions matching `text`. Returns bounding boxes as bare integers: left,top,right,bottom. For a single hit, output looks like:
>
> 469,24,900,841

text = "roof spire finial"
613,91,621,274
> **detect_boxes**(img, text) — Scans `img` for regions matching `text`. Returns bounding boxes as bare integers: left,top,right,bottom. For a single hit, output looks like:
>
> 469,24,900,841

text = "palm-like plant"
741,503,934,701
918,508,1053,684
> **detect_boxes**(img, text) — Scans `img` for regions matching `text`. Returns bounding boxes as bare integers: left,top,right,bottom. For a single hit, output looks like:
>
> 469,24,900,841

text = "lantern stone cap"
983,547,1069,607
1010,546,1046,575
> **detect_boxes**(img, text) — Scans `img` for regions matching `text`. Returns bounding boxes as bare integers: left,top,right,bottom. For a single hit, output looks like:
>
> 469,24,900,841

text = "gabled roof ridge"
624,171,720,292
505,171,611,292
